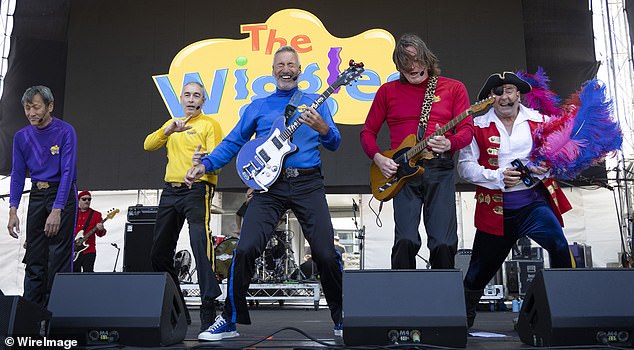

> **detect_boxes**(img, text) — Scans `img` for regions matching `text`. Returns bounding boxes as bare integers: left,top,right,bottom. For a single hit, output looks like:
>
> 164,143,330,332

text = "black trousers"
73,252,96,272
392,157,458,269
151,182,221,301
223,172,343,325
24,182,76,306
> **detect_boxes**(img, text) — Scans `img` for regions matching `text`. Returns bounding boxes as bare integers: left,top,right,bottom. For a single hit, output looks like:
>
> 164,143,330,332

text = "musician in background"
7,85,77,306
186,45,343,341
360,33,473,270
234,187,254,235
73,190,106,272
144,81,223,333
333,236,346,268
457,72,573,328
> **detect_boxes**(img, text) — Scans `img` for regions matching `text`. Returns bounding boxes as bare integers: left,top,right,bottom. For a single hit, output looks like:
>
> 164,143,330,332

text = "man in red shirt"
73,190,106,272
360,33,473,269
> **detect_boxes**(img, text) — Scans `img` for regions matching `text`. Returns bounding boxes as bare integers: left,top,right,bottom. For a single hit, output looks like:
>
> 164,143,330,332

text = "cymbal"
211,205,225,214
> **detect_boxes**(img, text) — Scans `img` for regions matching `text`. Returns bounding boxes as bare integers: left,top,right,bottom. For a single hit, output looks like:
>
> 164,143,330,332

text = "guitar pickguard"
236,117,297,191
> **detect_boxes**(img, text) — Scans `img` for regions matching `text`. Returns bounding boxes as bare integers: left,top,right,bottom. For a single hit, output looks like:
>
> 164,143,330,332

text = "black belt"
283,167,320,178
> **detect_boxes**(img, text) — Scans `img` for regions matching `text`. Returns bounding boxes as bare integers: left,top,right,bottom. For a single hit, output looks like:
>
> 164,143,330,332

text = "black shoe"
200,299,217,331
464,288,483,329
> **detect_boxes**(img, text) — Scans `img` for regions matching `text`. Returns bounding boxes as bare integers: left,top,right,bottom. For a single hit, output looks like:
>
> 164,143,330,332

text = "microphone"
111,243,119,248
506,101,515,107
419,70,425,76
352,198,359,212
292,75,299,81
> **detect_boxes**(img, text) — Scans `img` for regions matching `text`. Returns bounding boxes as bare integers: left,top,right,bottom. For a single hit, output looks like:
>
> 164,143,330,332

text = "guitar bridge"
242,160,263,180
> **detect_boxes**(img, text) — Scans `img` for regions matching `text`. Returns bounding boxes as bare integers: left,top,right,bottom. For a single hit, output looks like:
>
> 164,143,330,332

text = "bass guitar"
370,96,495,201
236,60,365,191
73,208,119,261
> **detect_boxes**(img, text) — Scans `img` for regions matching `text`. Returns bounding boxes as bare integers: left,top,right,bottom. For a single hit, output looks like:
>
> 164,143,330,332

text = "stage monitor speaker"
517,268,634,347
0,295,51,343
123,222,154,272
343,270,467,348
48,272,187,347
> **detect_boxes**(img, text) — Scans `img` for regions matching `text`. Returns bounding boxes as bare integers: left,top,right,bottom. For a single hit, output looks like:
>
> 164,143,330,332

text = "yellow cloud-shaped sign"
153,8,397,132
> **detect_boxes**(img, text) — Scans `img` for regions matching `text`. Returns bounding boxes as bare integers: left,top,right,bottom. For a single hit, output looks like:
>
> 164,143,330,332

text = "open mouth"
279,74,293,81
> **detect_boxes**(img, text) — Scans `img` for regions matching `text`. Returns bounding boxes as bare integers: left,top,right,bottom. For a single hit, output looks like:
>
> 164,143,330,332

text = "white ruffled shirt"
457,104,549,192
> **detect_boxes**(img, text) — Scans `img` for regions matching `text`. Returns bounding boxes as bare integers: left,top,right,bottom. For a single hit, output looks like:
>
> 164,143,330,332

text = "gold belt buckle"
36,182,50,190
170,182,183,188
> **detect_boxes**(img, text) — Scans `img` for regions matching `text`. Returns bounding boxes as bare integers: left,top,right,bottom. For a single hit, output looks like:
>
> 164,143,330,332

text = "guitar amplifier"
127,205,158,223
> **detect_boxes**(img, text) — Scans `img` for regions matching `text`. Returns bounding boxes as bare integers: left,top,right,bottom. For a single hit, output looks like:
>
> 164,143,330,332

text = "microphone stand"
111,243,121,272
352,199,366,270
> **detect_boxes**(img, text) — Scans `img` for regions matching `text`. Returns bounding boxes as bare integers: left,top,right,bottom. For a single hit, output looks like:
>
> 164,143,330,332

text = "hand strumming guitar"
373,153,399,178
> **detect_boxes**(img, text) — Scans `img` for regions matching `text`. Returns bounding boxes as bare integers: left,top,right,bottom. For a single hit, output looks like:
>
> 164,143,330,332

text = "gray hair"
273,45,300,65
182,81,206,100
21,85,54,106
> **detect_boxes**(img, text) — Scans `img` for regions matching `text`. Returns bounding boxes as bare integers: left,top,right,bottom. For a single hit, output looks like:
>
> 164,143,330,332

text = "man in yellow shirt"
144,81,223,333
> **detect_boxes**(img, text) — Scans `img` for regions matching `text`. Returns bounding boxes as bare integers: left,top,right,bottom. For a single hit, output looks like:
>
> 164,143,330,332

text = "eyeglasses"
80,197,91,202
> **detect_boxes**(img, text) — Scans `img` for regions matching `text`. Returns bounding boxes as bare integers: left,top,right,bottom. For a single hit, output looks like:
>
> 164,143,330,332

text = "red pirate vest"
473,119,572,236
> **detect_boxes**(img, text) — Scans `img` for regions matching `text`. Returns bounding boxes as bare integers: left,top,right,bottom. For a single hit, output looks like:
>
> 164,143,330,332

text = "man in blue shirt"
186,46,343,341
8,85,77,306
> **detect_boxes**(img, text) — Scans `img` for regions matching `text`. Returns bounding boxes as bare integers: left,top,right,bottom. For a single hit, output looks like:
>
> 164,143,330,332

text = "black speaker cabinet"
517,269,634,347
123,222,154,272
343,270,467,348
48,272,187,346
0,295,51,345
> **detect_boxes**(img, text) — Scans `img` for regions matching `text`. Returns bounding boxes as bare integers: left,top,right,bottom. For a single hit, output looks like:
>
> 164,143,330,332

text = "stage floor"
170,302,538,350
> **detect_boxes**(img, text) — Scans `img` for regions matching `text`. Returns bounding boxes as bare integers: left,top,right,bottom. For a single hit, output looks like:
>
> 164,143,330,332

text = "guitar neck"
81,217,109,240
280,86,335,141
406,109,471,158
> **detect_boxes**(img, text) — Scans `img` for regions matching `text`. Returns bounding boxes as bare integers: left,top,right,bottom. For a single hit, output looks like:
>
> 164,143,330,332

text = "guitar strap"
82,209,94,233
416,75,439,141
284,90,304,124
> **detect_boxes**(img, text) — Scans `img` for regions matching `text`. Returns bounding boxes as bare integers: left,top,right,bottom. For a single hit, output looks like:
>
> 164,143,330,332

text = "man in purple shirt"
7,85,77,306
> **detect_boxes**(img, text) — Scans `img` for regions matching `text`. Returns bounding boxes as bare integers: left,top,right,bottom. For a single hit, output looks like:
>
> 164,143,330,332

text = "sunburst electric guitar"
73,208,119,261
236,60,365,191
370,96,495,201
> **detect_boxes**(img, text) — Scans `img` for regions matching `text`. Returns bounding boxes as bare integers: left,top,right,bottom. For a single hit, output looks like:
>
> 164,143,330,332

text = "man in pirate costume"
457,72,574,329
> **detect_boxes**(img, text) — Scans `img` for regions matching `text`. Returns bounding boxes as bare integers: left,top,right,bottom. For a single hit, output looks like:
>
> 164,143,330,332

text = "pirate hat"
477,71,532,100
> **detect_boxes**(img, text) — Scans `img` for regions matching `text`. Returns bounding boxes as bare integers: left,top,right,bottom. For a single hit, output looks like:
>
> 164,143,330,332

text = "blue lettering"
345,69,381,101
387,71,400,82
153,70,228,117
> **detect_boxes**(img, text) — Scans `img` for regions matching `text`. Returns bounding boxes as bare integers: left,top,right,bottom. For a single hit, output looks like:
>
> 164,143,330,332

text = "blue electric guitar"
235,60,364,191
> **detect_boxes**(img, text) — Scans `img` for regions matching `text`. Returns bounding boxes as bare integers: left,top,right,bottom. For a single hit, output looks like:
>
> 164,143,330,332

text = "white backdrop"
0,176,624,295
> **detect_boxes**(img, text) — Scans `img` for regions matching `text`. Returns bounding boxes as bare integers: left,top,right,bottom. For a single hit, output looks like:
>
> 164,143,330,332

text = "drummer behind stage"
143,81,223,335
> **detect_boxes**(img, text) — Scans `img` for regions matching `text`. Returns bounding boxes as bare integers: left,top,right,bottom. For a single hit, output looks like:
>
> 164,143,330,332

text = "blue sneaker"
198,315,238,341
334,323,343,337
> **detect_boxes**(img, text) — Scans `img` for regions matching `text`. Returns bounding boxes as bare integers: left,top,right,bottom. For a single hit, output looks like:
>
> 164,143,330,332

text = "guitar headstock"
332,59,365,88
470,96,496,114
106,208,120,220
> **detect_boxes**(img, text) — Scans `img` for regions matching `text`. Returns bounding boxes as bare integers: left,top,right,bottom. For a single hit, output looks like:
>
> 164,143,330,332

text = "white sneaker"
334,323,343,337
198,315,238,341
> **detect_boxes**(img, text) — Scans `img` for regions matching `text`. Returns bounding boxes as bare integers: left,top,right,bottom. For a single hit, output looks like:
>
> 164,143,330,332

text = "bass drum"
214,237,238,282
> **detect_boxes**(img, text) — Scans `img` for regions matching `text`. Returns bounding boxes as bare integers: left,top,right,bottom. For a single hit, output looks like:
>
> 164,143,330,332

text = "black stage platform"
93,302,622,350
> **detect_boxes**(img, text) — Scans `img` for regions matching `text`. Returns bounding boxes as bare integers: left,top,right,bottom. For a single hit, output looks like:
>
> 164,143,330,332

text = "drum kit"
213,211,304,283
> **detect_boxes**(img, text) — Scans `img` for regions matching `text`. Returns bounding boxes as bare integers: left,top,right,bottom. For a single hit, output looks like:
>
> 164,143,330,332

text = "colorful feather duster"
516,67,561,117
528,77,622,179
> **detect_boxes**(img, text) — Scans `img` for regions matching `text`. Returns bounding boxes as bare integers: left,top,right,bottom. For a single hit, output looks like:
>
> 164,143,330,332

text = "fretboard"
279,85,336,141
405,109,472,159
